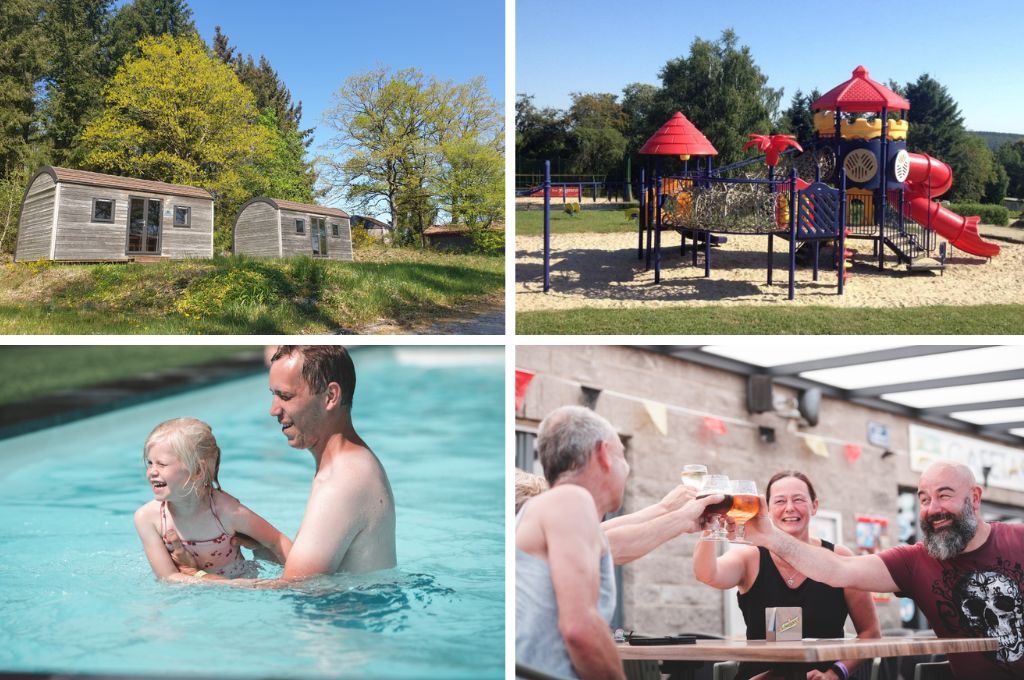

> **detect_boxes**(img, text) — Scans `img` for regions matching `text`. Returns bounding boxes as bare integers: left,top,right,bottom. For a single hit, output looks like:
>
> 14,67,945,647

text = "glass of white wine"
680,464,708,491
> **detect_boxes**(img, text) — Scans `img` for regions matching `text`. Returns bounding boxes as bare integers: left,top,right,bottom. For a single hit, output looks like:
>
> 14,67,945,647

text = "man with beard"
742,461,1024,679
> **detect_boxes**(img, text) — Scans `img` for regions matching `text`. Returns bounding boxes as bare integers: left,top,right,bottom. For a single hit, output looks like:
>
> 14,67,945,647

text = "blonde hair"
515,468,549,514
143,417,222,496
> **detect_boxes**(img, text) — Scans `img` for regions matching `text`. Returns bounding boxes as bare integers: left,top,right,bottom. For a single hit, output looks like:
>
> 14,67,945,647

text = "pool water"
0,346,505,679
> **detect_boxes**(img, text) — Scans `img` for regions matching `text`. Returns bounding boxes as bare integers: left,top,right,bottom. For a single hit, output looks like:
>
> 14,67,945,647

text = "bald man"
742,461,1024,679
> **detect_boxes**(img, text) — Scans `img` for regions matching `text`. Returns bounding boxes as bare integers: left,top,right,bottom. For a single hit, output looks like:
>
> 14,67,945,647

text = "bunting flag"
845,443,862,464
804,435,829,458
643,399,668,435
515,369,535,411
703,416,727,435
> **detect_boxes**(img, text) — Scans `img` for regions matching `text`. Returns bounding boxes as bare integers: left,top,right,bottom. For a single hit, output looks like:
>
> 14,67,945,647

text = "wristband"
830,661,849,680
194,570,208,579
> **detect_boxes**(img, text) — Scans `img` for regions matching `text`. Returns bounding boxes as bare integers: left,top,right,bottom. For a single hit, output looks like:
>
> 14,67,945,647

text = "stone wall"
515,345,1024,636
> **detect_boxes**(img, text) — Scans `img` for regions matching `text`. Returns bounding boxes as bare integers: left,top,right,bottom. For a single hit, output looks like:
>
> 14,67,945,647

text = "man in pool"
174,345,396,583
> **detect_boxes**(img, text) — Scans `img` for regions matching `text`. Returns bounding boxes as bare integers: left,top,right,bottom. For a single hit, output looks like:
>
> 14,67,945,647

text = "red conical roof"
639,112,718,156
811,65,909,113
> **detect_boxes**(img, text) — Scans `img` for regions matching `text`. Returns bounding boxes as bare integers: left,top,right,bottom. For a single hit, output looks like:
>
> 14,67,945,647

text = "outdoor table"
617,635,998,680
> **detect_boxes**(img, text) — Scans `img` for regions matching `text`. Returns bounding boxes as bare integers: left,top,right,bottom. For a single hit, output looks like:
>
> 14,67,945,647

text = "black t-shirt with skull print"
880,522,1024,679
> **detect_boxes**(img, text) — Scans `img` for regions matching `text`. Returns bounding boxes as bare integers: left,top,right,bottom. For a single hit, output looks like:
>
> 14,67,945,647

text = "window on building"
332,223,340,237
92,198,115,223
295,219,305,234
173,205,191,227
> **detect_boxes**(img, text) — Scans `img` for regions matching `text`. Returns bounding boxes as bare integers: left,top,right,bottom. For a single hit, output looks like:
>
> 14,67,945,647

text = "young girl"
134,417,292,581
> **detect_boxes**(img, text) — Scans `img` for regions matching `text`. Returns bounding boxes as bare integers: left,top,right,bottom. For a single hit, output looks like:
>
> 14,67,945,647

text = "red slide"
898,152,1000,257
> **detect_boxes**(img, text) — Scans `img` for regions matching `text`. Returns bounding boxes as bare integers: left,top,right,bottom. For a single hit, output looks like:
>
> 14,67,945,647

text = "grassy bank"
516,207,638,235
0,346,256,406
517,304,1024,335
0,247,503,334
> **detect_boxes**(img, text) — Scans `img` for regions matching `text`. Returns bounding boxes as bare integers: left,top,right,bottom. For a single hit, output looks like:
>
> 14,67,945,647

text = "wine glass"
698,474,732,542
680,464,707,491
728,480,759,544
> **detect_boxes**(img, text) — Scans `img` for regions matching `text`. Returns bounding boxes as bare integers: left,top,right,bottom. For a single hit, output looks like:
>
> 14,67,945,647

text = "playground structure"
538,66,1001,299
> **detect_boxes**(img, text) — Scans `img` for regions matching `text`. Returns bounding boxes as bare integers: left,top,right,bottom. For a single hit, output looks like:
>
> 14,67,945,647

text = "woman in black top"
693,471,880,680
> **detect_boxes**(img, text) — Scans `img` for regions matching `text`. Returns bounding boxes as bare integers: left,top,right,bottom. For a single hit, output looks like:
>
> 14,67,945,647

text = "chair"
623,660,661,680
913,660,953,680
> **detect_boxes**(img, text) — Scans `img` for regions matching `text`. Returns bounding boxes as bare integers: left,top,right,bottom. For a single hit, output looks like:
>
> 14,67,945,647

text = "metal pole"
543,160,551,293
638,167,645,260
878,106,888,271
789,168,798,300
655,157,663,284
839,168,847,295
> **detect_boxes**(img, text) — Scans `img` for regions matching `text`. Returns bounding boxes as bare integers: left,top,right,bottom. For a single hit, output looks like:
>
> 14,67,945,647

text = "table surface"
617,635,998,663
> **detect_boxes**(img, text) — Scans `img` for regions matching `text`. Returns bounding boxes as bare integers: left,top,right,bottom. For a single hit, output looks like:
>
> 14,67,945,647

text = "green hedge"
944,202,1009,226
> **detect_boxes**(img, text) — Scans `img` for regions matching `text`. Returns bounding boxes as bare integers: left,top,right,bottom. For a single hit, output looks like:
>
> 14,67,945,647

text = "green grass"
516,207,639,235
0,247,503,334
516,304,1024,335
0,346,255,405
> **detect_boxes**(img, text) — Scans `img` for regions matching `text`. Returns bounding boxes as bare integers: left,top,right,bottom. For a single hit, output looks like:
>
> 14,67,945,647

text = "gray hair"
536,405,617,486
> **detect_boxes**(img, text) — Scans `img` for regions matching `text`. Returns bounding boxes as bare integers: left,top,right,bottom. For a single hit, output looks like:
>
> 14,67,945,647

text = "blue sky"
186,0,505,212
516,0,1021,134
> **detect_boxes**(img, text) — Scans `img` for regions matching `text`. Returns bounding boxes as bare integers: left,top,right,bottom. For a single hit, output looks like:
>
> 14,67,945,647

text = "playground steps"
906,256,945,273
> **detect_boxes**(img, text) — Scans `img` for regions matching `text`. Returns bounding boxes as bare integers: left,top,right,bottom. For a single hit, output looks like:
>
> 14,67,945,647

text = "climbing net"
662,180,785,235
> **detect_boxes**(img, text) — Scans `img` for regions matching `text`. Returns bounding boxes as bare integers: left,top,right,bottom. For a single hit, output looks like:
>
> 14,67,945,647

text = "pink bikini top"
161,494,248,577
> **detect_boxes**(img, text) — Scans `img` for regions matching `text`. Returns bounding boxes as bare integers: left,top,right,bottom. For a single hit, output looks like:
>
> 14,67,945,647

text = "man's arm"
601,484,695,530
283,477,366,579
604,494,724,565
743,498,898,592
542,488,625,680
229,502,293,565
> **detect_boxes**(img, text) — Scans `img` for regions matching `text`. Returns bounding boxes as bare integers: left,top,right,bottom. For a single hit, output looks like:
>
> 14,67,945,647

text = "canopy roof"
639,112,718,156
811,65,910,113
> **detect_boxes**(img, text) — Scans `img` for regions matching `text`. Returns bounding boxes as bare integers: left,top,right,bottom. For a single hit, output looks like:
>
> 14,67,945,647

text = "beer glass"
728,480,759,544
697,474,732,542
680,464,707,491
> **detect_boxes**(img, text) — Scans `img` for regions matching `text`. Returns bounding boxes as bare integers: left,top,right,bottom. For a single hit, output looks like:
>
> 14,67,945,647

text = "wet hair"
536,405,617,486
271,345,356,407
765,470,818,504
515,468,549,514
143,417,221,495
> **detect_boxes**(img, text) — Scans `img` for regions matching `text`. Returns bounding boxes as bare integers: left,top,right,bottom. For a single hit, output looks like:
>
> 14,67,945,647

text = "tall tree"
105,0,195,73
515,93,570,176
904,73,965,163
652,29,782,166
776,88,820,149
322,66,502,245
996,141,1024,199
947,133,993,202
567,92,627,176
211,26,315,198
0,0,48,173
38,0,111,165
79,34,274,252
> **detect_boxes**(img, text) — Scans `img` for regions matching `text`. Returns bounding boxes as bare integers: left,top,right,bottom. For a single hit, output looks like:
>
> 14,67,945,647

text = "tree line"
1,0,503,255
516,29,1021,206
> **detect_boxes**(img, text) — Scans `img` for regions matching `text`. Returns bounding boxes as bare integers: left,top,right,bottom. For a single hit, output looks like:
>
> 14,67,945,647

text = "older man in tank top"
516,405,722,679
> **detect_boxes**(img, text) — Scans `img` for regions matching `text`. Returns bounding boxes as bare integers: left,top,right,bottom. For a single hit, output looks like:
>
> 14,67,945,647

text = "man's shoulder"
530,484,597,520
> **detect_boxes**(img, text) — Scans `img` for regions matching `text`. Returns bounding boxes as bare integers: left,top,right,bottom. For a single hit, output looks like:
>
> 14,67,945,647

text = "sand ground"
516,228,1024,311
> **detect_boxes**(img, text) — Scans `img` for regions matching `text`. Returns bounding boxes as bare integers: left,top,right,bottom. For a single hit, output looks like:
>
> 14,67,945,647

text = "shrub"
175,267,279,318
944,202,1009,226
350,226,376,250
470,228,504,257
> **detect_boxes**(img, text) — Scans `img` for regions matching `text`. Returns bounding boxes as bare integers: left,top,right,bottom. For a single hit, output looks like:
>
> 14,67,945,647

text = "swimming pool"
0,346,505,679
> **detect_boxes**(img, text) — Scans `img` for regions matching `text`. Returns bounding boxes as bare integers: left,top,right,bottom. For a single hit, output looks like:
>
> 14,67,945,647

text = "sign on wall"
909,424,1024,493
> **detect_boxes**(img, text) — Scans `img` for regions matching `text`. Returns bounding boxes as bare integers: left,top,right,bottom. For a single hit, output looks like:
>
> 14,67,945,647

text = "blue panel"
796,182,841,240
